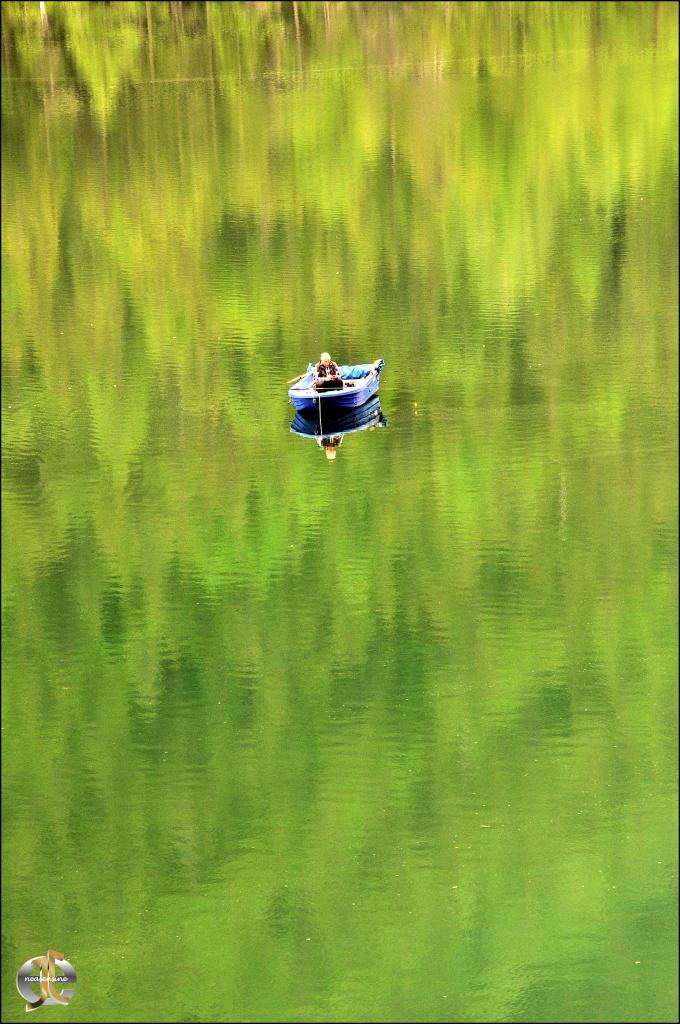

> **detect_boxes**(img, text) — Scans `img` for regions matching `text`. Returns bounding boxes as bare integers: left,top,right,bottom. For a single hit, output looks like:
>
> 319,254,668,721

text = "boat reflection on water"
290,395,388,460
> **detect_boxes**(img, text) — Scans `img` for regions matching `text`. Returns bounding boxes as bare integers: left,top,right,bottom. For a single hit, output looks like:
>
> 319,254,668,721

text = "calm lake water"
1,3,678,1022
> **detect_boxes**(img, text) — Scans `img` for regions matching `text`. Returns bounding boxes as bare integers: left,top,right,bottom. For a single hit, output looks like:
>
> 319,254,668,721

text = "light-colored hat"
325,447,337,460
320,352,332,362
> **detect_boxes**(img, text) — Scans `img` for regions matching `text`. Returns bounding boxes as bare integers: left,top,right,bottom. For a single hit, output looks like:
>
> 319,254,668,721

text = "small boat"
290,395,388,440
288,358,385,412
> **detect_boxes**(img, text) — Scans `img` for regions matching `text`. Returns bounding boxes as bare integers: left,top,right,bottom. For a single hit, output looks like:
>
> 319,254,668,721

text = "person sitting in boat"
314,352,343,391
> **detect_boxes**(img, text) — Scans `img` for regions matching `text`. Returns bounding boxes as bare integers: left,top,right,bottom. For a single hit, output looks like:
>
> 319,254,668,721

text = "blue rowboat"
288,358,385,412
290,395,388,440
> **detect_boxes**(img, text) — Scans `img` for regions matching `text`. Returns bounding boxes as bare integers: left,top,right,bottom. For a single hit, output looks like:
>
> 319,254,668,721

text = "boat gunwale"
289,367,379,401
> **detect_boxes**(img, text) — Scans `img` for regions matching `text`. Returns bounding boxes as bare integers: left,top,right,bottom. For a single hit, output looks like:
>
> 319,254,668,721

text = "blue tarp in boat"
305,360,384,380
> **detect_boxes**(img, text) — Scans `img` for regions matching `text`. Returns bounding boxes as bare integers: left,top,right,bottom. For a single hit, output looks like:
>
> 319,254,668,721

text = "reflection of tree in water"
2,6,678,1023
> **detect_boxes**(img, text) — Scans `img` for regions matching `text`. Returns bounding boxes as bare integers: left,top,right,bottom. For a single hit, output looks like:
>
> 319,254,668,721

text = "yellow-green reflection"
2,3,678,1023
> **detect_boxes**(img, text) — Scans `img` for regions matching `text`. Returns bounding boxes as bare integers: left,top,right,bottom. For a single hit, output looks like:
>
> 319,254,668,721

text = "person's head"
320,352,332,366
325,445,337,461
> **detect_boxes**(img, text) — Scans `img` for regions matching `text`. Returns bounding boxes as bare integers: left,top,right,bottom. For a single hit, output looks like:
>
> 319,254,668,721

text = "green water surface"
1,3,678,1021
